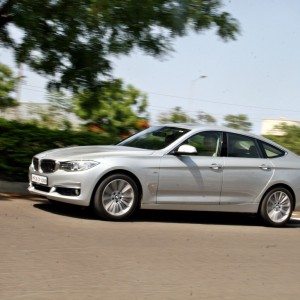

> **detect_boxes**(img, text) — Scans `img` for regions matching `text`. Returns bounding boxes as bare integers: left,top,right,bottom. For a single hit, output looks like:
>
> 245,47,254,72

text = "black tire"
92,173,140,220
259,187,294,227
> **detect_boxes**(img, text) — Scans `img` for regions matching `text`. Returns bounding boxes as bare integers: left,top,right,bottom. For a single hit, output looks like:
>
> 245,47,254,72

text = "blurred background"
0,0,299,182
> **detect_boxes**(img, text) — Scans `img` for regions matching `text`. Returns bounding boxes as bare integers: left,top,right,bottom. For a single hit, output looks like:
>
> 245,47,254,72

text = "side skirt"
140,203,259,213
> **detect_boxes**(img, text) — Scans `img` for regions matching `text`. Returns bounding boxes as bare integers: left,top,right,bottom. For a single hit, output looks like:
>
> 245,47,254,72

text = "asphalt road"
0,193,300,300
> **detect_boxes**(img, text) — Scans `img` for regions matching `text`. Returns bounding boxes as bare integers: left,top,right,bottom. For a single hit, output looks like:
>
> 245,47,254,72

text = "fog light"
55,187,81,196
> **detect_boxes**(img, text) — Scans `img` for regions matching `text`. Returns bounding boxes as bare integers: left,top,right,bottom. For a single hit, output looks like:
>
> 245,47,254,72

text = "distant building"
0,102,83,128
261,118,300,136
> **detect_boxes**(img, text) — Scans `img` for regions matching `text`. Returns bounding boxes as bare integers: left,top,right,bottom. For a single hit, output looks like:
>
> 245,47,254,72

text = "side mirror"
174,144,197,155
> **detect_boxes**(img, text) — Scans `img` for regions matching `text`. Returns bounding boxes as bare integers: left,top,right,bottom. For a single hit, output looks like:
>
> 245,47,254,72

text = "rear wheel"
260,187,293,227
92,174,140,220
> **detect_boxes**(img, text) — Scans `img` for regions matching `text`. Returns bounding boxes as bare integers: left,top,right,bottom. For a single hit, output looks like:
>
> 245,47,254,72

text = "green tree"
73,79,149,136
224,114,252,131
0,0,239,91
266,124,300,155
197,111,216,124
158,106,192,123
0,62,17,110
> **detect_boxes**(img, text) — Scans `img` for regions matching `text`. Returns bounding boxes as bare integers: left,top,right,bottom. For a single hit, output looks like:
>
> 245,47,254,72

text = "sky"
0,0,299,134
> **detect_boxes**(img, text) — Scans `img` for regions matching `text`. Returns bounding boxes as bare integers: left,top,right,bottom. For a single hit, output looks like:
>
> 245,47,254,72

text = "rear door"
220,132,274,204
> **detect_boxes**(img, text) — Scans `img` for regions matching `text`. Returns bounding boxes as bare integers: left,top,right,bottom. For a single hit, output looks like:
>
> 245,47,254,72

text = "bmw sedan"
28,125,300,226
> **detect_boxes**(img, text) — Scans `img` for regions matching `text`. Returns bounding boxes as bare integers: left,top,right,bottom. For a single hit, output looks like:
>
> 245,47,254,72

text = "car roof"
156,123,256,136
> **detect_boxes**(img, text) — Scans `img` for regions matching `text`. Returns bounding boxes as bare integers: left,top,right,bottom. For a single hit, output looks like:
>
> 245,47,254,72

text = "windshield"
118,126,189,150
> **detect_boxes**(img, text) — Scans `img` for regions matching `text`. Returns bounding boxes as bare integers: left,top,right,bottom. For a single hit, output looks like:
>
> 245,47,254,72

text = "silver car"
28,124,300,226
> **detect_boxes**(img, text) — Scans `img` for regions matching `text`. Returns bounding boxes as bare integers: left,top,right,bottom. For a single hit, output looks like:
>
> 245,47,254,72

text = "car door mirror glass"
175,144,197,155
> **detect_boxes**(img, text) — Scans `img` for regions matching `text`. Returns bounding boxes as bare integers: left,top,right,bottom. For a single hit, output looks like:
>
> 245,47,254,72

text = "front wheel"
92,174,140,220
259,187,293,227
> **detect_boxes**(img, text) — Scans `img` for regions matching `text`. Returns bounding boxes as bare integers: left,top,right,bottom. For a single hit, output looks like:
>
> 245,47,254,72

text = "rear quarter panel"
269,154,300,210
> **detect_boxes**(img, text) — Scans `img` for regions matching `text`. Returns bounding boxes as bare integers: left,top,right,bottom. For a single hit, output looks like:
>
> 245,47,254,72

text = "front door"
157,131,223,204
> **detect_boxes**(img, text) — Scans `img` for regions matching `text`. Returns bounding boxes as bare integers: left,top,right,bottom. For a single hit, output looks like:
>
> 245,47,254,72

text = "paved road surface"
0,193,300,299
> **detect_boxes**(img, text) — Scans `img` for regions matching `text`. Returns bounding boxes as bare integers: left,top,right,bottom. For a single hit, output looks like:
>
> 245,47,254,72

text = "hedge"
0,118,118,182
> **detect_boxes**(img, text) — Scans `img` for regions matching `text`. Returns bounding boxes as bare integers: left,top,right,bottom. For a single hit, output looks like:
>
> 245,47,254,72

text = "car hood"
35,145,155,161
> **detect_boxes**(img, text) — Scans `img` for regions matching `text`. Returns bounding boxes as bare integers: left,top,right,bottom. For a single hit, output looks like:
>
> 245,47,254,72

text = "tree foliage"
158,106,216,124
197,110,216,124
0,62,17,110
0,0,239,90
73,79,149,136
224,114,252,131
158,106,190,123
266,124,300,155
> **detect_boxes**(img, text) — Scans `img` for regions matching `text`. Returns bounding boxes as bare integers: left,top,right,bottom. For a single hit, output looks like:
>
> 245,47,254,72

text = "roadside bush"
0,118,118,182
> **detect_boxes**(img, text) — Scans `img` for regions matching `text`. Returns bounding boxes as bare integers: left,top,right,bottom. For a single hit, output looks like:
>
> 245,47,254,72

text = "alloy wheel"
102,179,135,216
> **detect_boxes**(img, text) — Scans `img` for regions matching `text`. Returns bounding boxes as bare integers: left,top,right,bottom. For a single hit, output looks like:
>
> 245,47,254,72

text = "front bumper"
28,165,100,206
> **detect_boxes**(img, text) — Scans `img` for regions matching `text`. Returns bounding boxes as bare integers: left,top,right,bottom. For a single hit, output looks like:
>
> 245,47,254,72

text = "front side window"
118,126,189,150
227,133,261,158
261,142,285,158
183,131,222,156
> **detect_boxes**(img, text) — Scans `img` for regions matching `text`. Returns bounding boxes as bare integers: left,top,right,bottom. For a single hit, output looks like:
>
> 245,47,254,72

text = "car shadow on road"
134,209,300,228
34,201,99,220
33,200,300,228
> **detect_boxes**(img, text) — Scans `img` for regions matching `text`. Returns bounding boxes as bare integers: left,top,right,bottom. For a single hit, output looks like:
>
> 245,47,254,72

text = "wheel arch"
259,183,296,211
90,169,143,206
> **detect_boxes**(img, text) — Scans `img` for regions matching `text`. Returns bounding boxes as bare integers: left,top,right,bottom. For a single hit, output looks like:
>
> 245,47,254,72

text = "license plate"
31,174,48,185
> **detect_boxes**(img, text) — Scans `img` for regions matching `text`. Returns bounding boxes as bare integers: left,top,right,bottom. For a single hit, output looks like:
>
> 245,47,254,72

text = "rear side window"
227,133,261,158
261,142,285,158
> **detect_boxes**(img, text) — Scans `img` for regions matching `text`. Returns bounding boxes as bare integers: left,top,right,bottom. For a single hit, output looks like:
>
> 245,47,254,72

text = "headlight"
59,160,99,172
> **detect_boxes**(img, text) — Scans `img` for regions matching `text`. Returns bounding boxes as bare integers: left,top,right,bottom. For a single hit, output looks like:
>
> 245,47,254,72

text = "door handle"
259,164,271,171
210,163,222,170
